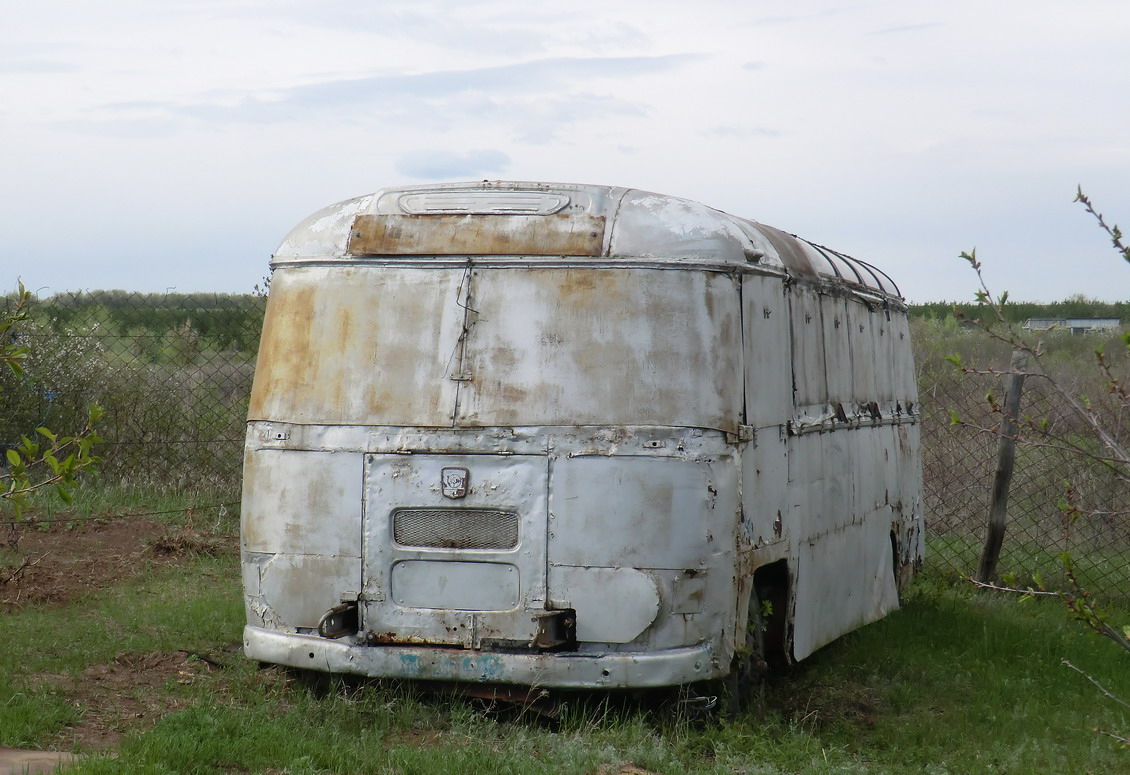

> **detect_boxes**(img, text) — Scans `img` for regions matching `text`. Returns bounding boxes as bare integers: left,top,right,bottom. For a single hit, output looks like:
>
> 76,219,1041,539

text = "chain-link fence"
919,333,1130,601
1,290,264,496
3,292,1127,597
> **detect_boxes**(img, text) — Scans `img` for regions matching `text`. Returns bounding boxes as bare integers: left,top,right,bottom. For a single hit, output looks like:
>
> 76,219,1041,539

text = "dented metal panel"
548,455,734,569
242,179,922,690
546,566,660,643
741,431,789,549
456,268,742,432
241,448,362,556
248,266,464,426
791,513,902,660
362,453,549,647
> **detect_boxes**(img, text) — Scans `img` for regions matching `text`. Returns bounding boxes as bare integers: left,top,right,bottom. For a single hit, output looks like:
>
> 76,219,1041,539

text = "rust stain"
349,214,607,256
248,279,316,418
367,631,461,647
555,270,600,299
251,268,459,425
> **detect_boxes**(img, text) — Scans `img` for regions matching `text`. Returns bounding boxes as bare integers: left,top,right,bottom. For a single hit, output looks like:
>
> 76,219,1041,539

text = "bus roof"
273,181,902,300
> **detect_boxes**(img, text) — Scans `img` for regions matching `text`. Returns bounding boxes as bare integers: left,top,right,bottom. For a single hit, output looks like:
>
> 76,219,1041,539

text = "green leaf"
36,427,57,443
5,449,20,467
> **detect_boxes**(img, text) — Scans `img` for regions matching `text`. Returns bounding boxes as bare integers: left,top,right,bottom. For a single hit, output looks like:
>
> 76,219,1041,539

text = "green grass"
0,549,1125,774
12,482,240,527
926,531,1130,605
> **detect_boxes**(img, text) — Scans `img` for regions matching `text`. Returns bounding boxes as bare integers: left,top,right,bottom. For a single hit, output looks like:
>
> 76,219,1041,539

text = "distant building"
1023,317,1122,334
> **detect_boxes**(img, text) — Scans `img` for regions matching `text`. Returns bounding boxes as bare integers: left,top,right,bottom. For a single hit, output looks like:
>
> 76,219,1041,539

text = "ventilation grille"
392,508,520,550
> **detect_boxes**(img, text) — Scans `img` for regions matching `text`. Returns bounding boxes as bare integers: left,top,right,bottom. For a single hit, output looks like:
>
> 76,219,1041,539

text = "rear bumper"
244,626,720,688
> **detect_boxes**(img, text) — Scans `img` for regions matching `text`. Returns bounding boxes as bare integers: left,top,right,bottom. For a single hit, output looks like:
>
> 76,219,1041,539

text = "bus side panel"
821,295,854,404
788,287,827,410
846,300,879,400
742,274,791,429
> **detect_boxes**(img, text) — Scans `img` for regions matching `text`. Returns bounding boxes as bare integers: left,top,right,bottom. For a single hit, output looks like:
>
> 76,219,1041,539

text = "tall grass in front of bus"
1,540,1125,773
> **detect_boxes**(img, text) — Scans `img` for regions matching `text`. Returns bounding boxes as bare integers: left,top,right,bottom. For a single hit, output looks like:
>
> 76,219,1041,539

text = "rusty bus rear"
240,181,923,689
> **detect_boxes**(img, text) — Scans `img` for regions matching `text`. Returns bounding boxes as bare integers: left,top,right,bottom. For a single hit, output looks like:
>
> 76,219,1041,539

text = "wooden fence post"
977,348,1030,583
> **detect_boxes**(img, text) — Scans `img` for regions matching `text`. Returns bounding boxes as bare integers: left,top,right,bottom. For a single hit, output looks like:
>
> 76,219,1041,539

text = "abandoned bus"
241,181,923,690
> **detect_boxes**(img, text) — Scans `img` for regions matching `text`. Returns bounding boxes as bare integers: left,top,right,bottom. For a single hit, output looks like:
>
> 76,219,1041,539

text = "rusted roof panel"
348,213,606,256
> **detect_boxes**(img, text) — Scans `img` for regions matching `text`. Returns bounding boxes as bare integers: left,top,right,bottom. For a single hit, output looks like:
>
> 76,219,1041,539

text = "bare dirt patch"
38,650,223,751
0,516,236,613
2,514,241,753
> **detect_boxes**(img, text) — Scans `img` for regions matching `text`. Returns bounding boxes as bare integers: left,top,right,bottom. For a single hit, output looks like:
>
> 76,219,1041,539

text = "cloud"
701,125,782,139
241,4,649,59
394,149,511,179
65,53,697,135
0,60,80,74
505,92,648,144
51,117,179,138
268,54,698,108
870,22,942,36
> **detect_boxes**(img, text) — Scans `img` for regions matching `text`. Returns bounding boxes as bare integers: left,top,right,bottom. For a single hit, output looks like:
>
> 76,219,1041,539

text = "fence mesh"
1,290,264,494
2,291,1127,598
920,354,1130,600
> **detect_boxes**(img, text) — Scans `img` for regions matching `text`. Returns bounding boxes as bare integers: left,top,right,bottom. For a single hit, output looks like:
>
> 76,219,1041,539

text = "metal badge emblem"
441,467,469,499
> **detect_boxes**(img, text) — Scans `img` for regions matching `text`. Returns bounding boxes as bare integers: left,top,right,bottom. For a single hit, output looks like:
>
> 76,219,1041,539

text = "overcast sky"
4,0,1128,303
